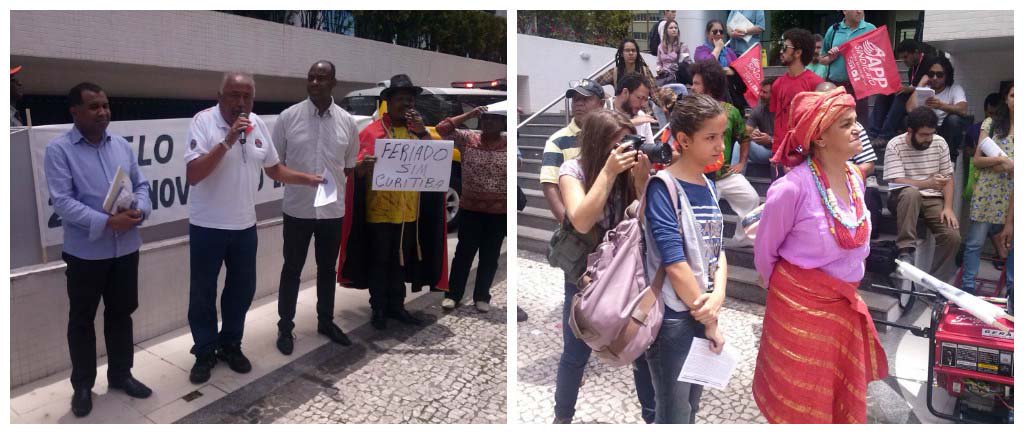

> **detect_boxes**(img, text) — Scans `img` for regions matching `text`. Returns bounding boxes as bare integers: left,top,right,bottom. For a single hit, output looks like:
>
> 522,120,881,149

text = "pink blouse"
753,163,871,284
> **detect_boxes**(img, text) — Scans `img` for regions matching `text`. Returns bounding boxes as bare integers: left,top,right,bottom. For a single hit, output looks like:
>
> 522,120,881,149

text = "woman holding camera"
552,109,655,423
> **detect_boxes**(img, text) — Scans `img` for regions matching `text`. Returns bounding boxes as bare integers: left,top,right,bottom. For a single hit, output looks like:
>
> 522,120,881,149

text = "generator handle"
870,283,941,302
871,319,931,338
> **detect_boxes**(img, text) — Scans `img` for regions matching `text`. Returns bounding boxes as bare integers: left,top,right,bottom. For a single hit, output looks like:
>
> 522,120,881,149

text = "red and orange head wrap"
771,87,856,168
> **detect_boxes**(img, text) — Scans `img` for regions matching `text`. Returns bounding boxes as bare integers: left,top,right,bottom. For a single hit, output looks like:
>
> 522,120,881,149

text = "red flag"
838,25,901,99
728,43,763,108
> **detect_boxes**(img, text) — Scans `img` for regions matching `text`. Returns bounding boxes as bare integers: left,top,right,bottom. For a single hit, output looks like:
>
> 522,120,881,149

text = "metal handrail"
517,57,616,130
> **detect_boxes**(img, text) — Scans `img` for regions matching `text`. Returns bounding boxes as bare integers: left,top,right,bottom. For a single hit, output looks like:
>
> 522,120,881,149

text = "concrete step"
725,264,766,305
521,188,548,211
518,225,552,255
518,206,559,231
519,145,544,161
518,123,563,137
518,135,547,149
521,158,542,174
519,172,541,191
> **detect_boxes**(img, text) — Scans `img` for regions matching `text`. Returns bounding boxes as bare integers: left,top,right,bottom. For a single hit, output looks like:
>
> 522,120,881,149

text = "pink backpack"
567,175,679,367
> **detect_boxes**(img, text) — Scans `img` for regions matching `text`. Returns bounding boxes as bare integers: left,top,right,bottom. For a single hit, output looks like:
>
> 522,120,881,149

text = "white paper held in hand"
677,337,739,390
314,168,338,207
914,87,935,108
102,166,135,215
978,136,1008,158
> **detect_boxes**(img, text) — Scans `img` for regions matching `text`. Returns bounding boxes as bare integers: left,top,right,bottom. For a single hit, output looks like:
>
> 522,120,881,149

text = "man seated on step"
539,79,605,222
882,106,961,279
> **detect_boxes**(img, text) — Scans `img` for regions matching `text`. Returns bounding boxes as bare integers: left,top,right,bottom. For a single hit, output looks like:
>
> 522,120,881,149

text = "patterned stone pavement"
180,280,507,424
516,251,768,424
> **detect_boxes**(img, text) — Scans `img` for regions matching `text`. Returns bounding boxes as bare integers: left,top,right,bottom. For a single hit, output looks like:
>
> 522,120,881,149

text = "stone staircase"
517,113,911,326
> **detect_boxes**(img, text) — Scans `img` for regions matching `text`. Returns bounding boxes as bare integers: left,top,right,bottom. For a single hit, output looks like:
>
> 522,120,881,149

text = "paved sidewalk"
516,251,767,424
516,250,965,424
11,235,507,424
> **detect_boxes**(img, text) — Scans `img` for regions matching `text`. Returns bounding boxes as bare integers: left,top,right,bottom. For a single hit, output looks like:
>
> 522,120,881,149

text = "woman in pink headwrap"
751,87,888,423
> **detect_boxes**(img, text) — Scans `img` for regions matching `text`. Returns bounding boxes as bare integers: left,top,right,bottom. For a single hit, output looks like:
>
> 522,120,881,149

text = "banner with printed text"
28,116,284,247
729,43,763,108
838,25,902,99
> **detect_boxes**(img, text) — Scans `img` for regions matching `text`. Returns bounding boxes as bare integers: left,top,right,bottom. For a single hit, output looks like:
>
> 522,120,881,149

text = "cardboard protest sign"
371,138,453,192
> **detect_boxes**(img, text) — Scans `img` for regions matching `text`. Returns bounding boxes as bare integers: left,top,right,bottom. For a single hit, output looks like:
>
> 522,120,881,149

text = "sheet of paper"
914,87,935,108
314,168,338,207
726,12,755,43
102,166,135,215
677,338,739,390
979,136,1008,157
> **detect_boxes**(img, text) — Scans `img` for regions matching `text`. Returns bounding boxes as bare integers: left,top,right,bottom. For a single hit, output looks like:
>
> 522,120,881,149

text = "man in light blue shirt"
726,10,766,56
43,82,153,418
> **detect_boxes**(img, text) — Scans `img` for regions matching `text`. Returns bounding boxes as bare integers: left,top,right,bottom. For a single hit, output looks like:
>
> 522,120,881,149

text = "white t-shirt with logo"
184,105,280,230
933,84,967,126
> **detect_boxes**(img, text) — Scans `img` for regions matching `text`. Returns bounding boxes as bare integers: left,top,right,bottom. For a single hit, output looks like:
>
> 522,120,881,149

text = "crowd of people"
537,9,1013,424
41,63,507,417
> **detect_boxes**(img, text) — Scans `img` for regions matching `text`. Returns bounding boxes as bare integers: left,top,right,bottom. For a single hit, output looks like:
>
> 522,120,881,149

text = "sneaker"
217,344,252,374
189,353,217,384
441,298,457,310
475,301,491,313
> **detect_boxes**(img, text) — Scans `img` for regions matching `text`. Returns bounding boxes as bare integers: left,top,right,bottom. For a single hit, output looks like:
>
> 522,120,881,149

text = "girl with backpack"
553,109,655,423
641,94,728,424
752,87,887,423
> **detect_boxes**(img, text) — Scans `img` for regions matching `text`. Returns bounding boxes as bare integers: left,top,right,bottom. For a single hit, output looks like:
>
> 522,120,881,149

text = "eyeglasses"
710,29,724,35
925,71,946,78
781,44,796,52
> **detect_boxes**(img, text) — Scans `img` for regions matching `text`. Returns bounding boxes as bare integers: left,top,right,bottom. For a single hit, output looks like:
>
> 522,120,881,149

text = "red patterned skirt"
752,260,888,423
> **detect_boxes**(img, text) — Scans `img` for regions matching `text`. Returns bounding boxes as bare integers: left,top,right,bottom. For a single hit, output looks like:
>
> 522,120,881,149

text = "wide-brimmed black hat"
380,74,424,100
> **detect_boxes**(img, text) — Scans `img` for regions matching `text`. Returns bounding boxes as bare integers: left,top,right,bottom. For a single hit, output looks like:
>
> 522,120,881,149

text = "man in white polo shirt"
184,72,324,384
272,60,359,355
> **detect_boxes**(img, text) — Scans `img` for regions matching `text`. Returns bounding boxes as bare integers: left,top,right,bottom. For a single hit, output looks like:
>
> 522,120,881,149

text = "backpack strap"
637,171,685,293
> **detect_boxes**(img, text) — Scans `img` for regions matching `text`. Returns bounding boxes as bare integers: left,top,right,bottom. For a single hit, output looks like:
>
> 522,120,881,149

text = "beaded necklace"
807,158,870,249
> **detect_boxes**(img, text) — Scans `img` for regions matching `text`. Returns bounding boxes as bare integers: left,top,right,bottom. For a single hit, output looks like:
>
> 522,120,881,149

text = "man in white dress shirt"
272,61,359,355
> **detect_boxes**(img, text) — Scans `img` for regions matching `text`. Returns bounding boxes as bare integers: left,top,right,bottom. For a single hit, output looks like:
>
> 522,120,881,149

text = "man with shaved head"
271,60,359,355
185,72,325,384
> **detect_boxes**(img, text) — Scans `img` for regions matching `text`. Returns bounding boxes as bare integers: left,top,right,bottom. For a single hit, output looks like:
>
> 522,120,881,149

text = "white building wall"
11,10,506,100
946,49,1014,122
923,10,1014,121
517,35,657,114
923,10,1013,42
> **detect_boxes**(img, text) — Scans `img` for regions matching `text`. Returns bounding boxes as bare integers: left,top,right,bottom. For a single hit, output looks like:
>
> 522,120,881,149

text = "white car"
342,85,506,231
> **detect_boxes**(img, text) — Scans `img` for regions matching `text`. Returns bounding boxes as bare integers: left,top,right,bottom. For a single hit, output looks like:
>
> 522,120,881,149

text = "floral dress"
970,117,1014,224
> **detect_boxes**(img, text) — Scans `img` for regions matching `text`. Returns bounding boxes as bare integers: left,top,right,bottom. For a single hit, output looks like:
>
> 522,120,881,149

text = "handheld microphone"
239,112,250,144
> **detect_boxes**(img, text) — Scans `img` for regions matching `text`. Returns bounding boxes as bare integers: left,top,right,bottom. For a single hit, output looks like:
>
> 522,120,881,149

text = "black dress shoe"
318,322,353,346
108,376,152,399
189,352,218,384
71,388,92,417
371,309,387,330
217,344,252,373
386,308,424,326
277,331,295,355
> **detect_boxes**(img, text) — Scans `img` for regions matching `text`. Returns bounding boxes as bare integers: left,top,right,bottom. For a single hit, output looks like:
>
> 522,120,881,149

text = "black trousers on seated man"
938,114,967,162
367,222,417,312
63,251,139,391
887,186,962,279
277,214,343,333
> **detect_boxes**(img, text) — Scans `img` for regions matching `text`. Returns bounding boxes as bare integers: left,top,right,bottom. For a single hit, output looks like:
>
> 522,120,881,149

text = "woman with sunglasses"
553,109,656,423
694,20,737,69
752,88,887,423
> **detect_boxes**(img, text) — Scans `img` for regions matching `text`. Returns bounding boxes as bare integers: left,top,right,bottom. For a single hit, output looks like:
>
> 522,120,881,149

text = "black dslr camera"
619,134,672,165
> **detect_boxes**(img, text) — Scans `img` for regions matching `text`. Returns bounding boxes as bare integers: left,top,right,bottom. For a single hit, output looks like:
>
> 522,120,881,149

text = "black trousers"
367,222,415,311
446,210,506,303
63,251,139,391
277,214,343,333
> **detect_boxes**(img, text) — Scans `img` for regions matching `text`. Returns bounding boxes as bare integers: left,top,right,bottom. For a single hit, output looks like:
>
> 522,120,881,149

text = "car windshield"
340,93,505,130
